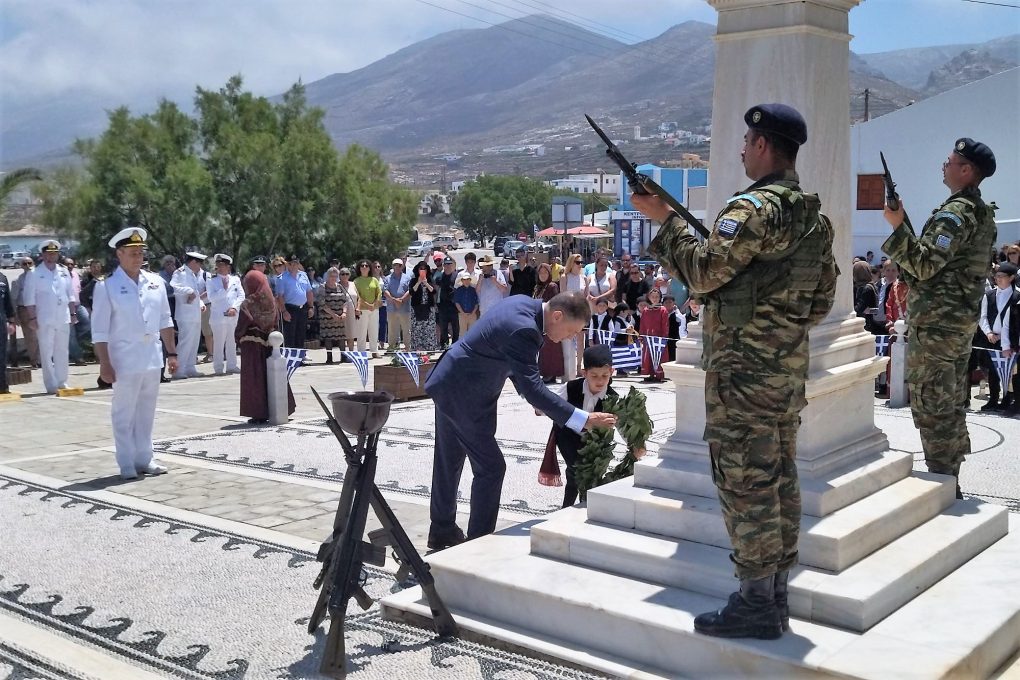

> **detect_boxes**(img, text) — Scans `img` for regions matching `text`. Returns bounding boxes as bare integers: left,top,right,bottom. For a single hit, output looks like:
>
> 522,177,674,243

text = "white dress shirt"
979,285,1016,351
91,268,174,375
23,263,76,325
206,273,245,318
169,266,208,321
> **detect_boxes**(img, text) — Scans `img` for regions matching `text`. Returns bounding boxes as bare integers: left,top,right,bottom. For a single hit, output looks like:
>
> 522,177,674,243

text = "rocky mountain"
1,15,1016,172
923,47,1018,95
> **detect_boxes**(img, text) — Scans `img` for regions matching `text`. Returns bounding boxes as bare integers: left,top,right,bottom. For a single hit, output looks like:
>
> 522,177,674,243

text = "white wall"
850,68,1020,258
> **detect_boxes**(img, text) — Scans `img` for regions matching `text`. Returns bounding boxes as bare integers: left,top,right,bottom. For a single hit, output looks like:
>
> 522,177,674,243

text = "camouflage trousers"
907,325,973,476
704,369,804,581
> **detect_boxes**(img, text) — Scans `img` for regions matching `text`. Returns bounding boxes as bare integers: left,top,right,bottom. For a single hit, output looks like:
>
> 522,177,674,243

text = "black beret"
582,343,613,369
953,138,996,178
998,263,1018,276
744,103,808,146
286,254,300,262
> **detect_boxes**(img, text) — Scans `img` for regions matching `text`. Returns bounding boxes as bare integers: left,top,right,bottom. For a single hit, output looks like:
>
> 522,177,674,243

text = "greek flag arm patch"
718,218,741,237
726,193,763,209
935,234,952,249
933,211,963,228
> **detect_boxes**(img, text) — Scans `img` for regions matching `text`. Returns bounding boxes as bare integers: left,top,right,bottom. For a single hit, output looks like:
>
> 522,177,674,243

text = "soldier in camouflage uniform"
633,103,837,640
883,138,997,499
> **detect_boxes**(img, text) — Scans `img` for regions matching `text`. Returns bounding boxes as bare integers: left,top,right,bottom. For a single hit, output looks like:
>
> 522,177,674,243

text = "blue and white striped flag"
395,351,421,386
342,351,371,388
279,347,307,380
875,335,891,357
611,344,642,372
988,349,1018,395
645,335,669,373
597,328,618,346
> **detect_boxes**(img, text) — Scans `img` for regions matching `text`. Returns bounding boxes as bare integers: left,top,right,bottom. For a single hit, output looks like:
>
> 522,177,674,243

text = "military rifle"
880,151,913,230
308,387,457,678
585,114,711,240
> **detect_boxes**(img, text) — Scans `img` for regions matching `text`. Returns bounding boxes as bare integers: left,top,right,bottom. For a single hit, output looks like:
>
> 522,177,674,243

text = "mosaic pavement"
0,472,606,680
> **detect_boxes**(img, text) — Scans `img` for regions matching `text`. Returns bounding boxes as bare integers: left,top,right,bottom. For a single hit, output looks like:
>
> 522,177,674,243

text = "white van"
432,235,458,249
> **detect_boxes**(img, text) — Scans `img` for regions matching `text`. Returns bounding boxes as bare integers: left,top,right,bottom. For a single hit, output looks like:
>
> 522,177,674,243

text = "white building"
850,68,1019,258
418,193,451,215
547,173,621,195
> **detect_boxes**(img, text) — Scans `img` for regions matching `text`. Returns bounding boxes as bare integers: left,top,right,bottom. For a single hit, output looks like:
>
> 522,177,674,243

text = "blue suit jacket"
425,296,576,427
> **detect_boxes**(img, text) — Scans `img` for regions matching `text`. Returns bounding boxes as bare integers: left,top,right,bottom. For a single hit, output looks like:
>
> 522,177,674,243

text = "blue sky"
0,0,1017,107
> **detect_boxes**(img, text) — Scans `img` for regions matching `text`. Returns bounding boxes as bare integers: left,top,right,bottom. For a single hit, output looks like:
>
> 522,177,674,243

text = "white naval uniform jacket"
91,268,173,376
22,263,76,325
206,274,245,320
169,265,207,322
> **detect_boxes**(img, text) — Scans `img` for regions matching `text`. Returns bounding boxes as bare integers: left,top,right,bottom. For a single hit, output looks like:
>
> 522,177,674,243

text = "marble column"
654,0,902,516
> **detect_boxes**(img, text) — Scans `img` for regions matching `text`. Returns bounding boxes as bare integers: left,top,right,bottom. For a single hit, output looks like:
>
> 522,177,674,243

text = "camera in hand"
484,271,494,278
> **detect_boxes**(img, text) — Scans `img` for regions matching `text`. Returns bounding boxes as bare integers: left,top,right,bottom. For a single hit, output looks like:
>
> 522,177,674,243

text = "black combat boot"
980,397,1001,412
325,350,334,365
693,576,782,639
774,570,790,632
1000,393,1013,412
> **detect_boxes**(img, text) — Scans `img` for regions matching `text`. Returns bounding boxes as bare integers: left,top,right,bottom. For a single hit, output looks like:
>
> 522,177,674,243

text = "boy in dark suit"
542,344,618,507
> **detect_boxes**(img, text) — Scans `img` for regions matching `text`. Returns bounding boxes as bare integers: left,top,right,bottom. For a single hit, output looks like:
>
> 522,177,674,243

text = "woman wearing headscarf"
235,270,295,423
409,260,437,351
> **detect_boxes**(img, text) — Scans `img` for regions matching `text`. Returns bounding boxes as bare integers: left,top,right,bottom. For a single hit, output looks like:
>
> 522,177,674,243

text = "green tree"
1,167,43,204
39,75,414,266
452,175,554,242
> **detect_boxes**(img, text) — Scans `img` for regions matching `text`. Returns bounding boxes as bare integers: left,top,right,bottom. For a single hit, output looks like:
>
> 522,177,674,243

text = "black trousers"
436,305,459,346
556,432,581,507
283,304,308,349
0,323,8,391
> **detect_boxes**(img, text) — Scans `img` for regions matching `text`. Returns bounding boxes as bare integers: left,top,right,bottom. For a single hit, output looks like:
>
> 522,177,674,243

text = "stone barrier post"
889,319,908,408
267,331,288,425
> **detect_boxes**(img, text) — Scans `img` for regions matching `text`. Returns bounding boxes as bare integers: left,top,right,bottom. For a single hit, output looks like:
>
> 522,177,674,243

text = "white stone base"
383,511,1020,679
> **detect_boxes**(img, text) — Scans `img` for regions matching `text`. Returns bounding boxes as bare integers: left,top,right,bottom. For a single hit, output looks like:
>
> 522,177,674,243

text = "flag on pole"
597,328,618,346
279,347,307,380
342,351,371,388
875,335,891,357
611,344,642,372
988,349,1018,395
395,351,421,386
645,335,668,373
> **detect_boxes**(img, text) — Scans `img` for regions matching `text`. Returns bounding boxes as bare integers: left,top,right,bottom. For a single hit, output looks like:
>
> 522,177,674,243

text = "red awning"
536,224,610,237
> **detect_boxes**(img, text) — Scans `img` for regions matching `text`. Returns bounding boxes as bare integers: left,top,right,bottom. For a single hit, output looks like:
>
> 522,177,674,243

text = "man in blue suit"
425,290,618,549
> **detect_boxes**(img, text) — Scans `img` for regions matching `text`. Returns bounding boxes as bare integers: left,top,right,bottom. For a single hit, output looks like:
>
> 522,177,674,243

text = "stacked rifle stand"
307,388,458,678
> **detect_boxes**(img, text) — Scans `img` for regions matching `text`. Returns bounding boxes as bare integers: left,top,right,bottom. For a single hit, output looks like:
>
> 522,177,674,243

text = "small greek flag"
342,351,371,388
597,328,618,346
875,335,891,357
611,344,642,372
988,349,1018,395
395,351,421,386
645,335,668,373
279,347,307,380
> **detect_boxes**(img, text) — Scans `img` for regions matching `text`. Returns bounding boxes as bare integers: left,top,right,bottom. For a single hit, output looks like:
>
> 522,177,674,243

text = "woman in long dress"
315,267,354,364
235,271,295,423
409,261,437,351
533,263,563,383
639,287,670,383
559,254,589,380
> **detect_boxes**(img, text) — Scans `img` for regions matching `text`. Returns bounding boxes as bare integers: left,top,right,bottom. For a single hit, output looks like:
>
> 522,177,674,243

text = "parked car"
1,251,30,268
407,240,433,257
529,241,552,254
432,235,458,249
502,240,527,258
492,236,512,256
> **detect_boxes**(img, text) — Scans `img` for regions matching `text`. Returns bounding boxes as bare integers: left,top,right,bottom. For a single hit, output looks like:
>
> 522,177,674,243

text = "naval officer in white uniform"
206,253,244,374
91,228,179,479
170,251,208,378
23,239,78,394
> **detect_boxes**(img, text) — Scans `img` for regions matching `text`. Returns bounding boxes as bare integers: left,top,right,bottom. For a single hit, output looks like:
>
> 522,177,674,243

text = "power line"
961,0,1020,7
496,0,649,43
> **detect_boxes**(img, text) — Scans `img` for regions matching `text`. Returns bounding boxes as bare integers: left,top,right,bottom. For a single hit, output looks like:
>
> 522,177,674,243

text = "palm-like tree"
0,167,44,204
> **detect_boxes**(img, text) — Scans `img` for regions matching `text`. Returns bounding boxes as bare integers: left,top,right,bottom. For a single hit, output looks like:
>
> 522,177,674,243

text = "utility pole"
863,88,870,122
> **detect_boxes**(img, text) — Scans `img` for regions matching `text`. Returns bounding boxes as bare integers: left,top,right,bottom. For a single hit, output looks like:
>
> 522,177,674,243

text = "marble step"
633,449,913,516
586,471,956,571
382,511,1020,679
532,498,1009,631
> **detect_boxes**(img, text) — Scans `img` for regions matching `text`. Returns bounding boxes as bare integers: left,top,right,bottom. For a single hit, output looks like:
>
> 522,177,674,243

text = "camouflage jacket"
649,170,837,375
882,186,996,332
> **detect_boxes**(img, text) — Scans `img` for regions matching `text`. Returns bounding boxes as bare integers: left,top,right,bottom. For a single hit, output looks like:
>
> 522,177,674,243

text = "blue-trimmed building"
617,165,708,210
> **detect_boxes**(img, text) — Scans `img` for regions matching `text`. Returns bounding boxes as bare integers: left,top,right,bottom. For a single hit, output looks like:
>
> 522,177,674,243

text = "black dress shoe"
427,525,466,551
